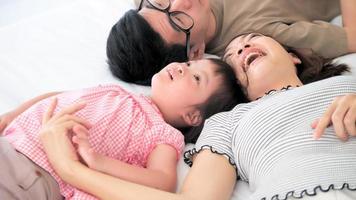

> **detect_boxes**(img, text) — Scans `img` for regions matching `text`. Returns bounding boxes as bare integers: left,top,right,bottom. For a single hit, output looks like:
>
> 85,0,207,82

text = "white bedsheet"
0,0,149,112
0,1,355,199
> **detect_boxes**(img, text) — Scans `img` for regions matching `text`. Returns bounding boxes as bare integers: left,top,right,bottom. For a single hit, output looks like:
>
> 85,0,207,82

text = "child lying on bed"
0,58,246,200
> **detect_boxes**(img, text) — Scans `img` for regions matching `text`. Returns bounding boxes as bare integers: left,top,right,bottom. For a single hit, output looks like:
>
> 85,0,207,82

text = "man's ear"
289,52,302,65
188,43,205,60
182,109,203,127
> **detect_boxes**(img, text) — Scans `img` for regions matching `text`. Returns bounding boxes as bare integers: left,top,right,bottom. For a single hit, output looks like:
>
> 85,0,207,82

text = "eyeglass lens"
148,0,170,9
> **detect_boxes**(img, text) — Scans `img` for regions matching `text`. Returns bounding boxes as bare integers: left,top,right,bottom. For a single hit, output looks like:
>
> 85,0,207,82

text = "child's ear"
188,43,205,60
182,109,203,127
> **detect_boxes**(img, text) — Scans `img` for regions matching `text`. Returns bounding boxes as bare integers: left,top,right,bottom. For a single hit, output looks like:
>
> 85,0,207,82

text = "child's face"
151,59,222,112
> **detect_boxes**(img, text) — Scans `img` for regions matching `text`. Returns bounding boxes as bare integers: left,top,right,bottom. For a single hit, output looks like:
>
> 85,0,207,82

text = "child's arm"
0,92,60,133
341,0,356,53
40,100,236,200
73,133,178,192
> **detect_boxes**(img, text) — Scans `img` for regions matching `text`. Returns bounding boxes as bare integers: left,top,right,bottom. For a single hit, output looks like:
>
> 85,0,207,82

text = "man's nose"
171,0,192,11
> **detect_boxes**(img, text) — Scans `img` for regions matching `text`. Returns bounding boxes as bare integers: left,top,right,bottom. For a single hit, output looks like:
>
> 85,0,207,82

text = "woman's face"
223,33,300,100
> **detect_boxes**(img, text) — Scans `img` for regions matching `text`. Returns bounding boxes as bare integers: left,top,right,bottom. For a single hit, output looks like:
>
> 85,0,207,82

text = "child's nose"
177,65,184,76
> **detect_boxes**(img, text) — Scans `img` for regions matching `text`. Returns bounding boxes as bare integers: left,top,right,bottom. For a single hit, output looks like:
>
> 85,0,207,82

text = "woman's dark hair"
181,58,248,144
106,10,187,86
287,47,350,84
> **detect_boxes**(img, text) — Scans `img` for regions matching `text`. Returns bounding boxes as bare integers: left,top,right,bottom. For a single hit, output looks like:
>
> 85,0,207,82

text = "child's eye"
194,74,200,82
186,62,191,67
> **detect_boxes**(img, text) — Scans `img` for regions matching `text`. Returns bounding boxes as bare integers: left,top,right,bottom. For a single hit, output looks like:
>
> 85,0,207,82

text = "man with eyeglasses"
108,0,355,85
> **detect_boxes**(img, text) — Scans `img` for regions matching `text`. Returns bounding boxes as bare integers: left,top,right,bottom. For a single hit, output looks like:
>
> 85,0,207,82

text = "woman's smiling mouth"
241,48,266,72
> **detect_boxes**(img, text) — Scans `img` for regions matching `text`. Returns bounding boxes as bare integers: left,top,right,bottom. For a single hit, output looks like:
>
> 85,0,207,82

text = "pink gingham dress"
4,84,184,200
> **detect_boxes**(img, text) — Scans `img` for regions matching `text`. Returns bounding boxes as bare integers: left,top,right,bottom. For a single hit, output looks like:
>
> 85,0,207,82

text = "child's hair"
181,58,248,143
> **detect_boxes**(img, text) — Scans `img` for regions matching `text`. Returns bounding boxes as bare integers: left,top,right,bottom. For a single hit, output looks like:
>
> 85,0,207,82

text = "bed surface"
0,0,150,112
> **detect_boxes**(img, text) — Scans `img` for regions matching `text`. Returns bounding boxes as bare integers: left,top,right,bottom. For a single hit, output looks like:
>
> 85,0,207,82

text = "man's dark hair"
106,10,187,85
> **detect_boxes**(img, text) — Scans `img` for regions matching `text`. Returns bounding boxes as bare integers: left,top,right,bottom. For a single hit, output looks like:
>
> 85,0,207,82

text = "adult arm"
268,0,356,58
40,100,237,200
263,20,348,58
56,150,236,200
312,93,356,140
0,92,60,133
341,0,356,53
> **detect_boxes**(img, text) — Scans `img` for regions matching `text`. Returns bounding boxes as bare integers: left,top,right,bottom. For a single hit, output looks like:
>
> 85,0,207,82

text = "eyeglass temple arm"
138,0,144,10
186,32,191,59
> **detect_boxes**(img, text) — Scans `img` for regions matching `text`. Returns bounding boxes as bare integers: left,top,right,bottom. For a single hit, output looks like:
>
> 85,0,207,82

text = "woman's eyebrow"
224,47,231,55
224,45,236,59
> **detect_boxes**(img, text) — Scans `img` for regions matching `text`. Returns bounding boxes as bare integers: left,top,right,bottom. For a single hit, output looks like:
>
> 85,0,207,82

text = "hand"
312,94,356,141
1,92,61,134
0,111,18,134
39,98,92,174
72,129,102,170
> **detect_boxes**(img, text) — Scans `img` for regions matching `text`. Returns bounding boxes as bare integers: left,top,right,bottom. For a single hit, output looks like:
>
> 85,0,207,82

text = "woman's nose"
237,44,251,55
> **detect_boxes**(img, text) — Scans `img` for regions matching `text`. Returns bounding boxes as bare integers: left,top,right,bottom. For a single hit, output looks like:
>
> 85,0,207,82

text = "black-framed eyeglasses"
138,0,194,59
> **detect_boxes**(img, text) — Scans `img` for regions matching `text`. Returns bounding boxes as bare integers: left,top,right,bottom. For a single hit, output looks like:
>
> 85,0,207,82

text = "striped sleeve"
184,110,236,168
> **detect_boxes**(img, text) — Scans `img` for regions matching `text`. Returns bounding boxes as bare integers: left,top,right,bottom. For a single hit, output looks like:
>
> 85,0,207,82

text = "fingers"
72,125,90,147
72,136,91,149
313,101,336,139
42,98,58,124
72,134,95,167
330,101,348,141
313,94,356,141
310,119,319,129
345,104,356,136
60,121,90,133
72,124,89,138
56,115,92,130
42,98,91,131
51,101,87,122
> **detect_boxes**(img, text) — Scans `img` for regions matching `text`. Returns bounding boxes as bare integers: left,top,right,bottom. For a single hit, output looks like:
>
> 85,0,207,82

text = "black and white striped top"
185,75,356,200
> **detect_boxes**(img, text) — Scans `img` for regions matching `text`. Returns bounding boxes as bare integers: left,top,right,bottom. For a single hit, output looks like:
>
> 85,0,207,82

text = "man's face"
139,0,211,53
